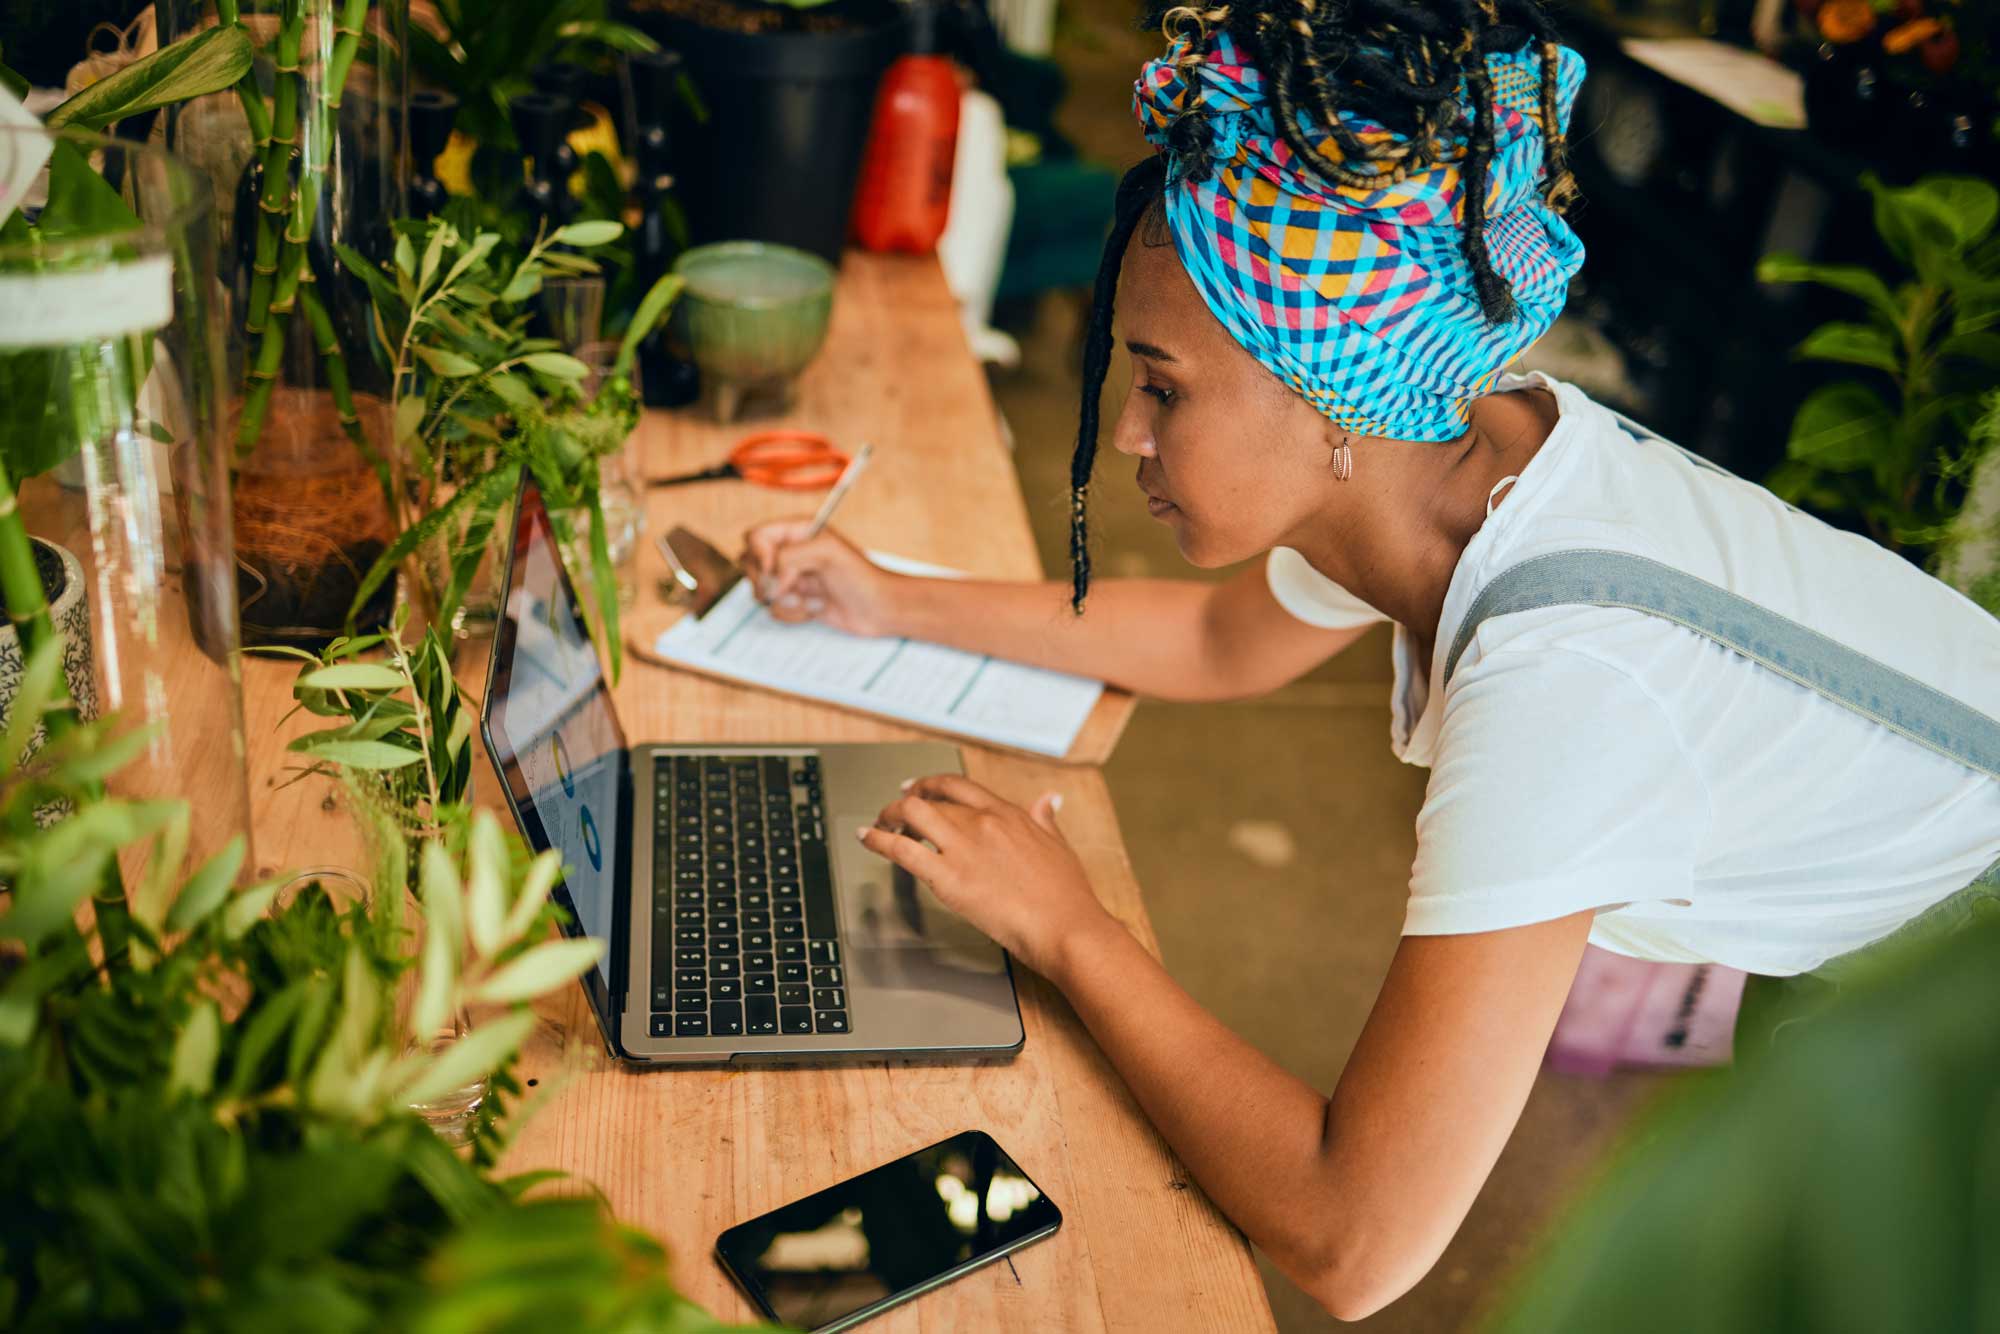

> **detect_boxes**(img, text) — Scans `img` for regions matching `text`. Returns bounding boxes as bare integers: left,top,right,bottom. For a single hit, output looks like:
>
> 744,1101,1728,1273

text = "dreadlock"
1066,0,1580,611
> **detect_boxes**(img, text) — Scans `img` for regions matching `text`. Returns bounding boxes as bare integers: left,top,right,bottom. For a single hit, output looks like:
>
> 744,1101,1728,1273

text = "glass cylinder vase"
160,0,409,647
1,125,254,882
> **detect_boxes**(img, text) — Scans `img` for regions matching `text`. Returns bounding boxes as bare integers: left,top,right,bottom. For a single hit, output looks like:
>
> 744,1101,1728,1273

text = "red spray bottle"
850,0,961,253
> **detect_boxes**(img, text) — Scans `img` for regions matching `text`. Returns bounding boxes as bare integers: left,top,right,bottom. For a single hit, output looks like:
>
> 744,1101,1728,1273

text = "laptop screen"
483,472,630,1014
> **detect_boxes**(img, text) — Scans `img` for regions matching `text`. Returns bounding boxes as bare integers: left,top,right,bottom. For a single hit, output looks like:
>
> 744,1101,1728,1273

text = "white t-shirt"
1268,370,2000,976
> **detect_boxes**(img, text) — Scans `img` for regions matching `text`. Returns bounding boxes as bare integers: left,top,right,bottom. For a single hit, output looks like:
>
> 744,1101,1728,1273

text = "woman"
744,1,2000,1319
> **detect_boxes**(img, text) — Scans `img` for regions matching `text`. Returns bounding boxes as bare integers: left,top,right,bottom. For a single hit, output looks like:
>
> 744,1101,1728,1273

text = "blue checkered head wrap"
1132,25,1588,442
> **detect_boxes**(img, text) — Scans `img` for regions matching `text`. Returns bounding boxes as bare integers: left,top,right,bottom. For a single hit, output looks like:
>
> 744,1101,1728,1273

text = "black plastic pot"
626,0,907,261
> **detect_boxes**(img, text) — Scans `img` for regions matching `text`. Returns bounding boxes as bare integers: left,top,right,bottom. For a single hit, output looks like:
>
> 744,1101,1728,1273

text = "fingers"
898,774,1006,812
763,571,829,624
1027,790,1066,837
742,519,817,582
856,824,947,884
874,794,965,852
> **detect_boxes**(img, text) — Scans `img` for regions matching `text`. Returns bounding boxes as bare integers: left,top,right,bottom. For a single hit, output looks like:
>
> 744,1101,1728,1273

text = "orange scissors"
648,430,851,491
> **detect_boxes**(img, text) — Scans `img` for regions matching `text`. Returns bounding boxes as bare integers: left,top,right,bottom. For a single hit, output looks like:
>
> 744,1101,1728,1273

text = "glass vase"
159,0,409,648
1,125,253,884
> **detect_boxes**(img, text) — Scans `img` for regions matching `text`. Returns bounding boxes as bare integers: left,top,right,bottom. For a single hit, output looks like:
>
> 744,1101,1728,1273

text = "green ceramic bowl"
673,241,836,392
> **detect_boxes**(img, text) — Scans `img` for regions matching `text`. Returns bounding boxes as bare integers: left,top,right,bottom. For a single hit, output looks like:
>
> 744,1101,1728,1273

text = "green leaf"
395,233,417,279
224,981,306,1099
474,937,605,1004
222,878,282,939
554,19,660,53
0,638,64,773
443,231,502,290
419,224,449,292
44,27,252,131
1756,254,1902,326
522,351,590,380
168,1000,222,1096
550,219,624,249
501,266,542,304
615,273,683,380
397,1009,532,1106
395,391,427,446
1786,382,1895,473
1794,322,1901,375
503,849,563,942
487,372,538,413
38,140,140,238
1937,330,2000,368
416,345,481,378
286,736,424,770
165,833,247,932
298,662,408,692
465,810,509,955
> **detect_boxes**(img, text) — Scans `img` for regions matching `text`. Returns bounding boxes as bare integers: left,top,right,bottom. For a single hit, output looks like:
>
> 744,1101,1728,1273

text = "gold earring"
1332,433,1354,482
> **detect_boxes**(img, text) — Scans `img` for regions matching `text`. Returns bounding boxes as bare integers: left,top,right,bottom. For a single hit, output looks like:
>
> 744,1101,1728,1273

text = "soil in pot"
231,387,398,648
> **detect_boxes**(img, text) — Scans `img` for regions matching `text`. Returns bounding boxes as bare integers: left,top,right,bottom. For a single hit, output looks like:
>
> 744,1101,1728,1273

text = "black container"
408,90,458,218
511,92,581,229
626,0,907,261
630,49,703,407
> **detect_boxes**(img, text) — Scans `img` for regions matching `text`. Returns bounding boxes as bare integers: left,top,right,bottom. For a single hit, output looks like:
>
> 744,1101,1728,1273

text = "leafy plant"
1758,172,2000,556
264,613,479,896
1934,388,2000,614
337,214,681,681
0,637,765,1332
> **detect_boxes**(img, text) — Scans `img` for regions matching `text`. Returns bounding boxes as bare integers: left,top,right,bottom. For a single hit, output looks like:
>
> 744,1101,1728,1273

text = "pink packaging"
1545,945,1749,1077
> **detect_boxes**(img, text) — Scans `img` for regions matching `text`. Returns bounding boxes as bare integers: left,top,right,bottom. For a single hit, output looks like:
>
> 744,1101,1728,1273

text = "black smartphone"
716,1130,1063,1332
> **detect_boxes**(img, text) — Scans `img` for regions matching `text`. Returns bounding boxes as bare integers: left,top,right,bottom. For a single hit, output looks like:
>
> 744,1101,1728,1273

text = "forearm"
1048,921,1362,1308
885,574,1242,700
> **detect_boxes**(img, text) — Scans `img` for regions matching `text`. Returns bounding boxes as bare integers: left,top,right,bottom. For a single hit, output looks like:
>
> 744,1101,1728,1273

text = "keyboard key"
675,969,705,990
745,932,773,952
650,1015,674,1038
652,985,670,1008
675,990,706,1012
773,882,800,900
742,871,769,891
676,888,702,906
776,921,804,940
743,890,770,910
811,965,843,987
676,947,704,968
712,957,740,978
711,979,741,1001
744,911,771,931
675,1014,709,1037
708,894,739,914
814,988,846,1010
781,1006,814,1034
674,927,705,946
815,1011,849,1034
746,952,773,972
778,941,806,962
747,996,778,1034
779,962,808,984
801,843,836,938
712,1001,744,1036
711,916,739,936
809,940,841,967
774,901,802,920
745,973,775,994
709,936,739,957
675,908,703,926
779,983,810,1006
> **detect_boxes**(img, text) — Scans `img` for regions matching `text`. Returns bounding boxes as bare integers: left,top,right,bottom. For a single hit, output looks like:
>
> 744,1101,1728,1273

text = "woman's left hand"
856,775,1118,978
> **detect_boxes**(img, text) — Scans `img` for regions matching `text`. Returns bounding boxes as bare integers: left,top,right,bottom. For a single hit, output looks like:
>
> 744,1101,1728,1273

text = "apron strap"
1442,547,2000,785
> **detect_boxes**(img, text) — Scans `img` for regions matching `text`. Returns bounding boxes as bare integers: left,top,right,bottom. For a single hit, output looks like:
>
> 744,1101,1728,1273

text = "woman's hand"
856,775,1120,978
741,520,901,637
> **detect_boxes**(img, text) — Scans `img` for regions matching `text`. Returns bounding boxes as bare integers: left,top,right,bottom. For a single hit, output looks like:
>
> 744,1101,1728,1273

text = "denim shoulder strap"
1441,548,2000,784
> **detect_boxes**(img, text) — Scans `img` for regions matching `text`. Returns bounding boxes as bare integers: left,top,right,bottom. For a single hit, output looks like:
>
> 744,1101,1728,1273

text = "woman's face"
1108,222,1341,567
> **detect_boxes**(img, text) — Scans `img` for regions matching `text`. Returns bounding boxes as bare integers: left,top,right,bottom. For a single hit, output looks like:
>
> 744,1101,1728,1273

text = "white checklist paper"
652,553,1105,757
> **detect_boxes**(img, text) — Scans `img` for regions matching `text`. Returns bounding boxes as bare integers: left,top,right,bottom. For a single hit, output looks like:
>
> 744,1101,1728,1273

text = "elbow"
1288,1235,1438,1324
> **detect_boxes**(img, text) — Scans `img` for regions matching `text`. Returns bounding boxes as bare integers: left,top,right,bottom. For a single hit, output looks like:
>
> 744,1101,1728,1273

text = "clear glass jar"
1,125,253,882
159,0,409,647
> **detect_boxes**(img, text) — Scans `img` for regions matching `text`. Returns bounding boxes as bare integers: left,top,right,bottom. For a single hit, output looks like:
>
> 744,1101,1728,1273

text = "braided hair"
1066,0,1580,611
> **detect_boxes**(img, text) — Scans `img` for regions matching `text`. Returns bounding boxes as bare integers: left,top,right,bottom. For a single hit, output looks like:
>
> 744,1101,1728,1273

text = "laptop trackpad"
833,823,1001,965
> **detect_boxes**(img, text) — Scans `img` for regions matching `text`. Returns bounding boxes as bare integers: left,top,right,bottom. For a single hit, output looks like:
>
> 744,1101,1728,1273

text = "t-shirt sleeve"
1404,646,1711,936
1265,547,1390,631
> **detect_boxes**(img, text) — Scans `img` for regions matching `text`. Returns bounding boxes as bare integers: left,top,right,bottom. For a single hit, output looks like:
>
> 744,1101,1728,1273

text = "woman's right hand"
741,521,902,637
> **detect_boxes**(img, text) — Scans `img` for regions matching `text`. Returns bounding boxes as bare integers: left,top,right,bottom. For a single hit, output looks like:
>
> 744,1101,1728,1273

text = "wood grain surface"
46,253,1276,1332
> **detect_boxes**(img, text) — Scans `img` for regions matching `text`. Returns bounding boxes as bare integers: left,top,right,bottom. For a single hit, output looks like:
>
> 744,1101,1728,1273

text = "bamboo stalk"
241,0,306,347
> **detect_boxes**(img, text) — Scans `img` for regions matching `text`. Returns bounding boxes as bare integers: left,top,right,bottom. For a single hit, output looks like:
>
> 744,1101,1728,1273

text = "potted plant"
621,0,908,261
1757,171,2000,570
0,639,763,1331
337,213,679,679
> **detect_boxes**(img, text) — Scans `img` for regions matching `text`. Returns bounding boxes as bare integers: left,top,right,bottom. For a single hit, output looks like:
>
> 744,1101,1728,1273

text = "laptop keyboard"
647,753,851,1042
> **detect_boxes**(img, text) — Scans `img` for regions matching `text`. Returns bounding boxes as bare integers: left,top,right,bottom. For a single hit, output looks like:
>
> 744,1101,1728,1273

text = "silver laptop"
480,472,1024,1064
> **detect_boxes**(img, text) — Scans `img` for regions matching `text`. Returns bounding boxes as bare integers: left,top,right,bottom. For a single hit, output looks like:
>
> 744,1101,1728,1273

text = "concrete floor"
982,13,1677,1329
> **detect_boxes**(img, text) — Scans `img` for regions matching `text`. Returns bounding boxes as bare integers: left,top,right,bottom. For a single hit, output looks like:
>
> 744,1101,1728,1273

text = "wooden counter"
189,254,1276,1330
